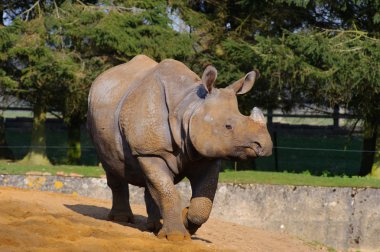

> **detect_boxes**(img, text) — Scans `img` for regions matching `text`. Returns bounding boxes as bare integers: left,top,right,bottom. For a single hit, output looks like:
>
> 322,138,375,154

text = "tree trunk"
67,120,81,165
371,125,380,178
0,2,4,27
19,104,51,165
333,104,339,129
0,115,13,160
359,121,377,176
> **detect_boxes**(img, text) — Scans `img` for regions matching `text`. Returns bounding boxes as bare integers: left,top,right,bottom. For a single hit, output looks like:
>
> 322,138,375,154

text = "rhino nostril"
252,142,263,155
253,141,262,149
225,124,232,130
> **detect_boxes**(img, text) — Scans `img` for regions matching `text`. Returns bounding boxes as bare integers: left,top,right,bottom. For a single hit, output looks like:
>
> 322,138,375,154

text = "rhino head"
188,66,272,160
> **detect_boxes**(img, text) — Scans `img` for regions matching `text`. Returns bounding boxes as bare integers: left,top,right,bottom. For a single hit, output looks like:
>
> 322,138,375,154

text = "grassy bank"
0,162,379,188
0,162,104,177
219,170,380,188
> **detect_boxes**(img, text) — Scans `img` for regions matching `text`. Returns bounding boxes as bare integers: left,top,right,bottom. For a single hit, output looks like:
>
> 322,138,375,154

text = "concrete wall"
1,174,379,251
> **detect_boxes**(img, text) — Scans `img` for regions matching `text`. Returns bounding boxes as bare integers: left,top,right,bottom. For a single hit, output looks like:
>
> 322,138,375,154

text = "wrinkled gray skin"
87,55,272,241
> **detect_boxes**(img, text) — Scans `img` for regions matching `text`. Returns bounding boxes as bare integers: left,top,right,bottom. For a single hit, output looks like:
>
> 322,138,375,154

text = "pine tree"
1,0,195,165
173,0,380,176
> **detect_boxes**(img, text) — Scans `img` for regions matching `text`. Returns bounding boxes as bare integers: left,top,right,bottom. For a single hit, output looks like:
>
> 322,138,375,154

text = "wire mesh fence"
2,126,371,176
222,131,366,176
4,127,98,165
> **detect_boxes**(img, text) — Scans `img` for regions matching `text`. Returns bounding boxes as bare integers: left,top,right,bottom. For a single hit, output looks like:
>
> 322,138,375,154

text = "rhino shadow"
64,204,148,232
64,204,213,243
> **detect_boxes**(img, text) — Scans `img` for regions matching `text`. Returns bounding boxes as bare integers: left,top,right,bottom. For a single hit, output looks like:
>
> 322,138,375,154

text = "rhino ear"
227,70,259,95
201,65,217,93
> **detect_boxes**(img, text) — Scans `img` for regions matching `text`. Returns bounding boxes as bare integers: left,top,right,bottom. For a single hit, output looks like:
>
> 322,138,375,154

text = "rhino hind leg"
106,171,135,223
144,187,162,232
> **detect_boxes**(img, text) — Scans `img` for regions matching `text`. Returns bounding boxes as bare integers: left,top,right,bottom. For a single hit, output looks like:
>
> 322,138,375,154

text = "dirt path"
0,187,326,252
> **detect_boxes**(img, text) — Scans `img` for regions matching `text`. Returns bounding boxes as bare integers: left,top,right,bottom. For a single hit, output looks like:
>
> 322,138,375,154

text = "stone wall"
1,174,379,251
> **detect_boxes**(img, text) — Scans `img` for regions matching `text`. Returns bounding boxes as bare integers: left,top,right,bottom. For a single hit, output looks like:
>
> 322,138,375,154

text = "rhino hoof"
108,212,135,223
181,207,200,235
157,230,191,241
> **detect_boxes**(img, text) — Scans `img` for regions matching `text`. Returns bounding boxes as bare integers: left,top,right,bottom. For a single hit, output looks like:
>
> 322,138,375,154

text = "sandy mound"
0,187,326,251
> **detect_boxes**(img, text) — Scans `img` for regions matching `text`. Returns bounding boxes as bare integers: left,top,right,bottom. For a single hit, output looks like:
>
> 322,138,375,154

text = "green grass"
219,170,380,188
0,162,104,177
1,162,379,188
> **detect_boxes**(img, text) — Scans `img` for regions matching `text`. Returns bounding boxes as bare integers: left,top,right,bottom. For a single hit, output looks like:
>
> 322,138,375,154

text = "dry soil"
0,187,327,252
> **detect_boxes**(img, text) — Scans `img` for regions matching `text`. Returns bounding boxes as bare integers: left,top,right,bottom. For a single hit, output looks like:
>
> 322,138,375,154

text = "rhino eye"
225,124,232,130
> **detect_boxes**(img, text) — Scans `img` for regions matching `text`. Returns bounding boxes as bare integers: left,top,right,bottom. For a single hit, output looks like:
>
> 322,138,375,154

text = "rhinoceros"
87,55,272,241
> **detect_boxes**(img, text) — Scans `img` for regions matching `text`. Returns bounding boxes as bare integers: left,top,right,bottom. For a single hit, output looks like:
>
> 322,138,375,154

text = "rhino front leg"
106,171,135,223
184,160,219,235
144,187,162,232
138,156,190,241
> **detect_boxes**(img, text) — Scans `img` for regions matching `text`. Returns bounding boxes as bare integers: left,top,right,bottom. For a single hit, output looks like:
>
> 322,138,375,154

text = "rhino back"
87,55,157,177
118,59,201,170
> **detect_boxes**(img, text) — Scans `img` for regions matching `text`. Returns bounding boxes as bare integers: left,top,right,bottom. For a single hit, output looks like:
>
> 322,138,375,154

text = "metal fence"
1,110,369,176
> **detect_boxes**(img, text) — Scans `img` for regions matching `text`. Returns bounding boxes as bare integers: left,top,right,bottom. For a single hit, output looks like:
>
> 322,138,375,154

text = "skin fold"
87,55,272,241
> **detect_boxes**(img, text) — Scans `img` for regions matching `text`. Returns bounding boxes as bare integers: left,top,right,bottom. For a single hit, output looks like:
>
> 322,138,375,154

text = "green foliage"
0,22,19,90
172,1,380,174
173,0,380,114
0,161,104,177
0,0,196,164
1,0,196,125
0,69,18,89
250,29,380,123
1,0,380,171
0,15,80,111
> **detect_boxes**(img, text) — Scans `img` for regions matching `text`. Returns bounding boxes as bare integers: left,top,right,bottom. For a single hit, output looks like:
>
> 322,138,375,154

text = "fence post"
267,108,273,128
273,131,278,172
333,105,339,129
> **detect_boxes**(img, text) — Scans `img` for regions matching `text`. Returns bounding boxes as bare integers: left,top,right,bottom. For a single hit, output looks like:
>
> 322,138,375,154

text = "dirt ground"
0,187,328,252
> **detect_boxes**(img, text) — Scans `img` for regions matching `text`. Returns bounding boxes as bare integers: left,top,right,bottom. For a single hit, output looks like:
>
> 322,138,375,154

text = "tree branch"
20,0,41,21
53,0,60,19
75,0,144,14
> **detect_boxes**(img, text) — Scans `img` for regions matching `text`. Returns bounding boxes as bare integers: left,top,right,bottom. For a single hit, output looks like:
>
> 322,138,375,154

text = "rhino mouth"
242,142,263,158
230,142,263,160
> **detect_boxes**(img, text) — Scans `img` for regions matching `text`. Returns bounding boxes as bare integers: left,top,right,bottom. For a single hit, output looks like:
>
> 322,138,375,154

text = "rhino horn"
250,107,266,124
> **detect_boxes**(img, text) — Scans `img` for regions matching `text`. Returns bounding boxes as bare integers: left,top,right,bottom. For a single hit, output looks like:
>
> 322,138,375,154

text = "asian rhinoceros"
87,55,272,241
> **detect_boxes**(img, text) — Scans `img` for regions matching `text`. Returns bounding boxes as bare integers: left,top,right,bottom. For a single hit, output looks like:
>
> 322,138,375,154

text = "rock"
69,173,83,177
56,171,67,176
26,171,44,176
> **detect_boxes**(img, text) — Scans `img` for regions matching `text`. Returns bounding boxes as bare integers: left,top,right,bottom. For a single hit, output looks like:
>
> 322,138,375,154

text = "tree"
4,18,80,165
173,0,380,175
0,16,20,160
250,30,380,176
1,0,195,165
52,0,195,164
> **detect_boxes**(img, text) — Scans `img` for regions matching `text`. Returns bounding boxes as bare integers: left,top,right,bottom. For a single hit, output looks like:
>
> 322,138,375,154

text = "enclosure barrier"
0,144,374,176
